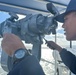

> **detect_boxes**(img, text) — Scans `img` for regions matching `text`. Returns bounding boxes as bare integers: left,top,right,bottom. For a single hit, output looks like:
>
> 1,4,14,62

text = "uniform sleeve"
8,55,45,75
60,48,76,74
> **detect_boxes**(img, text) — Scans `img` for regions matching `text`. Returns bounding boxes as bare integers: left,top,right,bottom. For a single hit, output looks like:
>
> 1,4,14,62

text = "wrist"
12,48,30,64
10,47,26,56
57,46,63,53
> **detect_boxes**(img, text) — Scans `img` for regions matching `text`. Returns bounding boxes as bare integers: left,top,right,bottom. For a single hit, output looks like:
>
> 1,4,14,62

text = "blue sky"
0,12,10,23
57,29,64,34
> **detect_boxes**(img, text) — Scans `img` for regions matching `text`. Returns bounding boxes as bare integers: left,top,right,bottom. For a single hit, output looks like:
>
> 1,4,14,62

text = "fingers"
46,41,62,52
47,43,55,50
46,41,56,50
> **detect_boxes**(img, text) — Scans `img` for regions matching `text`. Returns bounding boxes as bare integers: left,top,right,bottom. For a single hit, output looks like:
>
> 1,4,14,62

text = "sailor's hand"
46,41,62,52
1,33,26,56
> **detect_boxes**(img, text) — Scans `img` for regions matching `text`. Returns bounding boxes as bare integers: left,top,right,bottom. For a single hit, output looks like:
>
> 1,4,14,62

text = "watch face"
15,49,26,59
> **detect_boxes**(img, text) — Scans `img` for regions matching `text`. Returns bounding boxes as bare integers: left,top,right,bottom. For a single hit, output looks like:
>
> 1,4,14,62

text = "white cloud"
17,14,26,19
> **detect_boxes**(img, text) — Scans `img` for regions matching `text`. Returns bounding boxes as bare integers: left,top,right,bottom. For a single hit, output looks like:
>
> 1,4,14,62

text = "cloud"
17,14,26,19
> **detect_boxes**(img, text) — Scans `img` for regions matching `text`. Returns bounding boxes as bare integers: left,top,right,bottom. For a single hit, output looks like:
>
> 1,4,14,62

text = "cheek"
67,26,76,40
71,27,76,38
64,17,76,40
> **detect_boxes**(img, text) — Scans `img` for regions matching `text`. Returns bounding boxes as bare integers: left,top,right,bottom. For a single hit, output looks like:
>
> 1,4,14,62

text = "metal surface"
0,10,58,71
0,0,49,15
0,0,69,15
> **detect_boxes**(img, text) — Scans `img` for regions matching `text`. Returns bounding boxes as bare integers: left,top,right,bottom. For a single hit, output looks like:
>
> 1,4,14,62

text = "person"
1,0,76,75
1,33,45,75
46,0,76,74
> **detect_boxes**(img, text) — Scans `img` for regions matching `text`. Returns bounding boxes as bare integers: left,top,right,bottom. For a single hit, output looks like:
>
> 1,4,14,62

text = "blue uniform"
7,55,45,75
60,48,76,74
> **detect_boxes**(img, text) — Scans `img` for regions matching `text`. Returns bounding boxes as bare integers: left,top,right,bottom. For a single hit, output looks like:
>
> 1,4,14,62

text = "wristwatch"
13,48,30,64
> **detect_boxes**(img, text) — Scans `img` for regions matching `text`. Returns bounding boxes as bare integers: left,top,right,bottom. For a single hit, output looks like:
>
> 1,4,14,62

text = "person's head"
62,11,76,41
56,0,76,41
